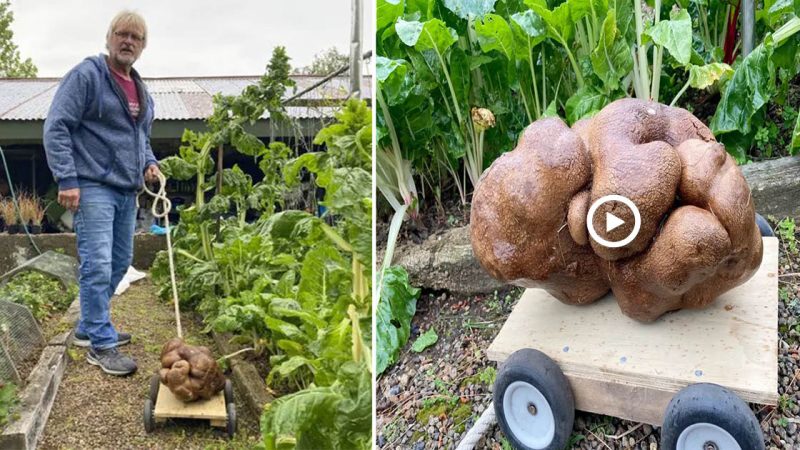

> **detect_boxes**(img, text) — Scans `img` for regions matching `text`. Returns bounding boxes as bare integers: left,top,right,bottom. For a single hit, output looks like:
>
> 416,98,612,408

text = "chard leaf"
688,62,733,90
267,356,317,386
411,328,439,352
396,18,458,55
510,10,547,61
590,9,632,92
565,86,610,123
377,0,404,31
567,0,608,23
376,56,411,106
610,0,634,41
443,0,497,20
767,0,795,28
297,244,348,310
376,266,420,374
159,156,196,181
792,110,800,154
525,0,573,43
542,99,559,117
711,40,775,136
644,9,692,65
475,14,515,60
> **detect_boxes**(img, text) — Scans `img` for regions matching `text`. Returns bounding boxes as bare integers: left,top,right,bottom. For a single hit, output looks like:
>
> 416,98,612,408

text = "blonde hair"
106,10,147,48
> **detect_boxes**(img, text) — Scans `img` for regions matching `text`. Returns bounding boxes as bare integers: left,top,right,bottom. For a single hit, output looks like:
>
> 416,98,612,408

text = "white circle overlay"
586,194,641,248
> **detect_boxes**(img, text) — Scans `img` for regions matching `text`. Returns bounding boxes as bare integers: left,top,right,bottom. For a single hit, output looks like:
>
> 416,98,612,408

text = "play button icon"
606,212,624,232
587,195,641,248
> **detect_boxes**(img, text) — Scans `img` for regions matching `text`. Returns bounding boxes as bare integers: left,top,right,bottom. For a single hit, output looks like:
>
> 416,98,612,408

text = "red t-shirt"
110,70,140,119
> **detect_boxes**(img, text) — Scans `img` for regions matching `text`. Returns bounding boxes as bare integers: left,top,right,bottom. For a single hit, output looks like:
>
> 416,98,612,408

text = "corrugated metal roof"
0,75,372,121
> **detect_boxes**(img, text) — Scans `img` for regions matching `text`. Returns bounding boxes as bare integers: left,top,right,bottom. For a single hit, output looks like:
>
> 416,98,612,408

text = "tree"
0,0,37,78
301,47,349,76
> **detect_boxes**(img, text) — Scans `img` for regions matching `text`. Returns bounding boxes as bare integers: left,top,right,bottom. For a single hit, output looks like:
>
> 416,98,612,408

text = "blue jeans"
74,181,136,350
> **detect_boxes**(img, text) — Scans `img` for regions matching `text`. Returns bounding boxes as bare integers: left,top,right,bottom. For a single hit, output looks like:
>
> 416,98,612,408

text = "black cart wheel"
756,213,774,237
224,379,234,405
493,348,574,450
143,399,155,433
149,373,161,403
661,383,764,450
226,402,237,438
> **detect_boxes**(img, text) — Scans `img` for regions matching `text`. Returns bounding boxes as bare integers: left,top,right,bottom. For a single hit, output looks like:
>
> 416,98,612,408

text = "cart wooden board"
487,237,779,426
153,384,228,427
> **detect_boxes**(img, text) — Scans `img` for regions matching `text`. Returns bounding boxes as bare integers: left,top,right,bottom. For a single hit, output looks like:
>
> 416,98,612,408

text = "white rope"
140,173,182,338
456,404,496,450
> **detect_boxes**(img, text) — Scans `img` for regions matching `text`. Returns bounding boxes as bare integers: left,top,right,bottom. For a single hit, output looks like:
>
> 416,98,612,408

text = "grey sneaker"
86,347,137,376
73,331,131,348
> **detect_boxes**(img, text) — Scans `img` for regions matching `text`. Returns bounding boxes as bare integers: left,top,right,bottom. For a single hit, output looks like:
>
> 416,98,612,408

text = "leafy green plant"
0,381,17,427
376,266,420,374
778,217,797,254
411,327,438,352
0,272,77,321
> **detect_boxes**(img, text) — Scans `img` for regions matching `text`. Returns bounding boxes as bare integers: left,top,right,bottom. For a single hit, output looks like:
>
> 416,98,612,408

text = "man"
44,10,161,376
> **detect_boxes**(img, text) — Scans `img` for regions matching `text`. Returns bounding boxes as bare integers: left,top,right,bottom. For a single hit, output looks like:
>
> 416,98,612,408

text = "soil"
376,221,800,449
38,277,261,450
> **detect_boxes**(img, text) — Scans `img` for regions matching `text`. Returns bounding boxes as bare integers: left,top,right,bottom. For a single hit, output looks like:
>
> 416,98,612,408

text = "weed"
779,394,796,412
778,218,797,254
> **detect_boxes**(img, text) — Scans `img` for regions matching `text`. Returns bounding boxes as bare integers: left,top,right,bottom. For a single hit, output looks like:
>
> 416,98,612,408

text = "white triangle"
606,212,624,232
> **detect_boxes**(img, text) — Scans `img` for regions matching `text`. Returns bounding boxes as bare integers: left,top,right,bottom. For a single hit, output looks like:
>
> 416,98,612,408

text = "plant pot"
30,225,41,234
7,224,20,234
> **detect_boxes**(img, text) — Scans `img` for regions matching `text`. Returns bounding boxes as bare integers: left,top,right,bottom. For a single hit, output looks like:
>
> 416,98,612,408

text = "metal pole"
349,0,362,98
742,0,754,56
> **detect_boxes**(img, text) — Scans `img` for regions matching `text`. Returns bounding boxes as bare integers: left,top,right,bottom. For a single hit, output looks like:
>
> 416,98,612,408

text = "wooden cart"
487,237,778,449
143,374,237,438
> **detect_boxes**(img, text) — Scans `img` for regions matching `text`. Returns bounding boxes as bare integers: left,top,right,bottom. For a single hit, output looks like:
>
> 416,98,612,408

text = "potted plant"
17,194,34,234
27,195,44,234
0,199,19,234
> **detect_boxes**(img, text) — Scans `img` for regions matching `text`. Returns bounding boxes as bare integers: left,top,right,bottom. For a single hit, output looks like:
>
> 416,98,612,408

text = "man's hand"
144,164,162,184
58,188,81,212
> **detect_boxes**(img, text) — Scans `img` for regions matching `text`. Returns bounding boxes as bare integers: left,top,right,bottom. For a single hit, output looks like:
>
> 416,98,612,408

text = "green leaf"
510,10,547,61
442,0,497,19
687,62,733,90
525,0,574,43
768,0,795,28
475,14,515,60
376,266,420,374
711,40,775,136
644,9,692,65
590,9,632,92
396,18,458,54
568,0,608,23
260,362,371,450
542,99,559,118
297,244,348,311
267,356,316,386
610,0,633,41
377,0,404,31
411,328,439,352
377,56,412,106
565,86,610,123
159,156,196,181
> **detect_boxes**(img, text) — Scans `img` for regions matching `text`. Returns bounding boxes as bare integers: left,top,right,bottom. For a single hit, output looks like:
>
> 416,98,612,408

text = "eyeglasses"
114,31,145,43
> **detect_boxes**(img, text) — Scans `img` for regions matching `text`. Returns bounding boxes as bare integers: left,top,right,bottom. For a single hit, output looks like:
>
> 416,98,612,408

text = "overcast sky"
8,0,374,77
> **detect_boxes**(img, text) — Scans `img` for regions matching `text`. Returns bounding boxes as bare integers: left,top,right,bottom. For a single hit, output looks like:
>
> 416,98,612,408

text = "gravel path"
39,276,261,450
377,233,799,449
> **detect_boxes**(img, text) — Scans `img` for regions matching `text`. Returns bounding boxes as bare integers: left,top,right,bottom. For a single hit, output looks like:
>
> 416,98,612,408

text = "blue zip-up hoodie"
44,54,158,191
